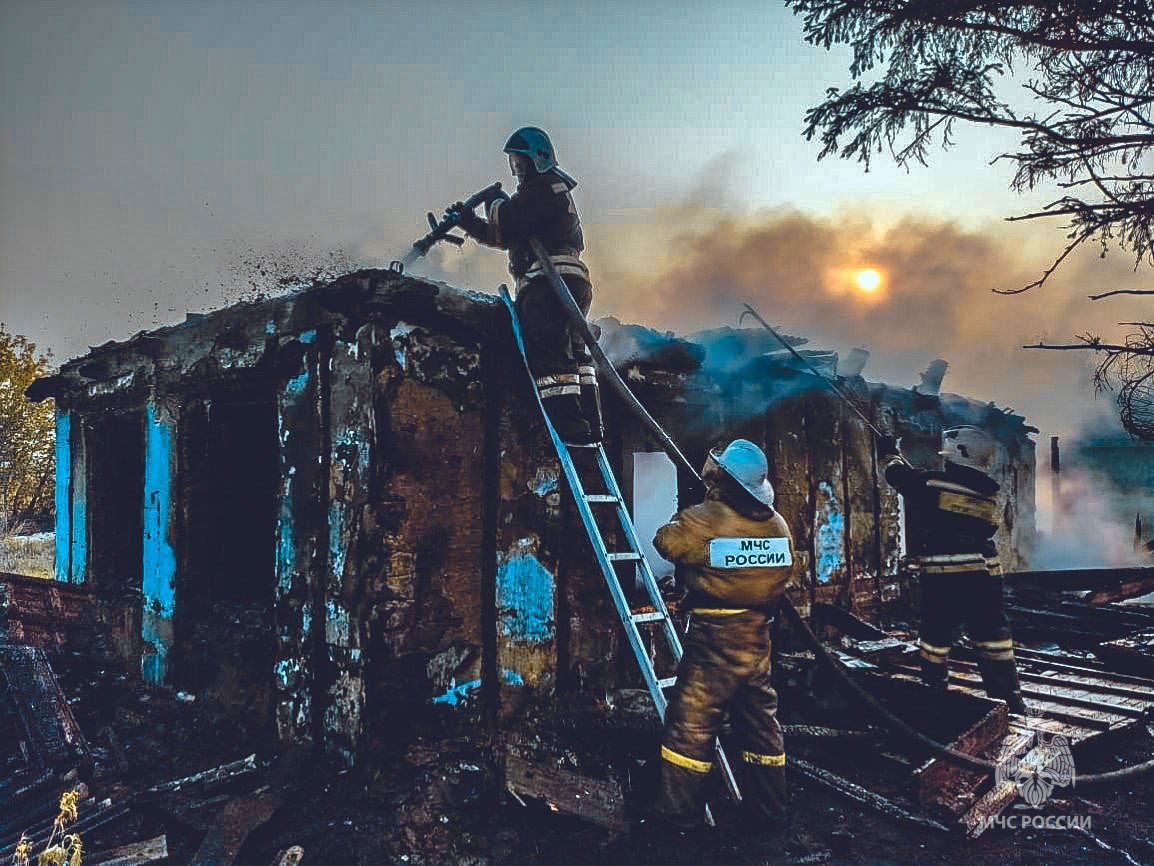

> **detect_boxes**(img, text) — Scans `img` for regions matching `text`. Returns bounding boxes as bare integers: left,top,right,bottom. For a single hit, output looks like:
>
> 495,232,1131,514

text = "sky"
3,0,1153,450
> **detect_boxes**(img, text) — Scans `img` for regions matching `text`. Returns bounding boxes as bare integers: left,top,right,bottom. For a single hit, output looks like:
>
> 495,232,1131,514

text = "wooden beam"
86,835,168,866
0,644,92,773
504,751,627,833
141,754,258,797
790,757,951,833
189,788,282,866
913,703,1009,815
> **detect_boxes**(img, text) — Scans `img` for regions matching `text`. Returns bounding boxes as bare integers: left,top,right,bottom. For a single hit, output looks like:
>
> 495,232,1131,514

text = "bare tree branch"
788,0,1154,437
1089,289,1154,300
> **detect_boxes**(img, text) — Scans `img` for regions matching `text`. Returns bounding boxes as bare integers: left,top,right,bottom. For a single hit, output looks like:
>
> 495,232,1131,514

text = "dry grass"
0,526,55,579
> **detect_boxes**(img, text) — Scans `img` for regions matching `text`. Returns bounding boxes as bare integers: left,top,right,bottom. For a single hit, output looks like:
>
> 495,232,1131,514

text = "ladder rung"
631,611,668,624
499,285,740,807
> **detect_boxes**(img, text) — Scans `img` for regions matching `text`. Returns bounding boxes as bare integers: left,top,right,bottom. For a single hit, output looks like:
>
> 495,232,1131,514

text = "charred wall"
609,358,1036,628
34,271,602,762
33,269,1037,763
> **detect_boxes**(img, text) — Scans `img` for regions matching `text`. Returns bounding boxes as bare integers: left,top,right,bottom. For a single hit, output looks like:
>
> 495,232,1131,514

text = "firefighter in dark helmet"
448,127,602,444
653,438,794,830
879,426,1027,714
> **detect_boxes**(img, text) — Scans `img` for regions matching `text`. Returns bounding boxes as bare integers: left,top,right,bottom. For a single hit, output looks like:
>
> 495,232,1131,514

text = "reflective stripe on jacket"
883,457,1000,559
653,500,793,609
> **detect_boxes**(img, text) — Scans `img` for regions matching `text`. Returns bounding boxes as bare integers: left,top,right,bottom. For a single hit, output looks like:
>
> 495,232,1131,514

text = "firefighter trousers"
917,570,1025,711
656,610,786,829
515,274,602,442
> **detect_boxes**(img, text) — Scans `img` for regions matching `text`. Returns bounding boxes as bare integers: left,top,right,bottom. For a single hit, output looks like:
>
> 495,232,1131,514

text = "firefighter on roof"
652,439,794,831
449,127,602,444
880,426,1027,714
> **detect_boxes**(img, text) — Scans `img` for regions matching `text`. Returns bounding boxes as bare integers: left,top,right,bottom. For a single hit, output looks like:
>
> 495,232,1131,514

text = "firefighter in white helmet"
449,127,602,444
652,439,794,831
879,426,1026,714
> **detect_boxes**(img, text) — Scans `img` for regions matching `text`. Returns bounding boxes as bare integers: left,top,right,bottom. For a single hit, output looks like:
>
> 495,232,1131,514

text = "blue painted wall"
69,416,86,584
815,480,846,585
54,411,71,583
496,546,555,641
275,333,314,595
142,399,177,684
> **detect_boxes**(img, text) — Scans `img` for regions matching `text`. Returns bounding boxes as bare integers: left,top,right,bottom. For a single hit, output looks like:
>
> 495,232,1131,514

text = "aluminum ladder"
498,284,741,811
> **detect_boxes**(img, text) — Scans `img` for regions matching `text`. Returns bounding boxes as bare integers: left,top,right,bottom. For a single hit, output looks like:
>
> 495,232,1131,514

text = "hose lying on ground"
780,596,1154,787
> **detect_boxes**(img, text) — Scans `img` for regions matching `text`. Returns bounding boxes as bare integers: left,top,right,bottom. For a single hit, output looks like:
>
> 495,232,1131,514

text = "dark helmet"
504,127,557,174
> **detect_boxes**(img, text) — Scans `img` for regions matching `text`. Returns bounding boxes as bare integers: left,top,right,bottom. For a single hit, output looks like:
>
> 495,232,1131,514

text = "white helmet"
709,438,775,506
940,426,996,472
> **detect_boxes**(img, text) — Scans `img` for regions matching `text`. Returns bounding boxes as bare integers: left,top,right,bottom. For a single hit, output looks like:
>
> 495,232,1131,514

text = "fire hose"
732,305,1154,785
780,596,1154,785
404,207,1154,788
520,239,1154,787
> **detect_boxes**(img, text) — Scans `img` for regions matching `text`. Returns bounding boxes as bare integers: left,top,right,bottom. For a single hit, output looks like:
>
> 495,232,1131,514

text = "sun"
855,269,882,292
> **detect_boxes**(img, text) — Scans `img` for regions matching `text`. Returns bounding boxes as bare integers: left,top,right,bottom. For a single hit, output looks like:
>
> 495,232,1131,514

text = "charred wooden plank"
1097,629,1154,678
0,573,94,649
946,669,1145,720
1083,575,1154,606
783,725,879,740
503,751,627,833
913,702,1008,816
842,397,882,623
140,754,258,797
1013,647,1154,688
189,787,282,866
789,757,951,833
962,779,1019,837
0,797,130,860
1007,567,1154,592
765,381,815,616
0,644,91,773
86,835,169,866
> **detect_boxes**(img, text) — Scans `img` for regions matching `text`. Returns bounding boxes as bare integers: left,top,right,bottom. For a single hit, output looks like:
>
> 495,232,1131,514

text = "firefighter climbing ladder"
498,284,741,811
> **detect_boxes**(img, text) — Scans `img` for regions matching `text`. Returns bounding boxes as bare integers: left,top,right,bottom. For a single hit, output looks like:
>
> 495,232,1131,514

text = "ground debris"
0,642,93,774
269,845,304,866
141,754,259,797
85,834,168,866
188,787,282,866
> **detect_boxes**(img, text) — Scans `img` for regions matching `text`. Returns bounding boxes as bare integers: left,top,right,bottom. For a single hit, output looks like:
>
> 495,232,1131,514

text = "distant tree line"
0,324,55,530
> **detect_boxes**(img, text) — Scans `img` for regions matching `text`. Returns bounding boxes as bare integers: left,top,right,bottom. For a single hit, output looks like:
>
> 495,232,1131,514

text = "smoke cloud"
583,204,1154,441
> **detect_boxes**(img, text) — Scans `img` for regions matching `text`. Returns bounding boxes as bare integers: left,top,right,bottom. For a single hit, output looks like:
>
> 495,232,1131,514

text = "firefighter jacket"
459,170,586,285
653,498,794,610
883,456,1000,561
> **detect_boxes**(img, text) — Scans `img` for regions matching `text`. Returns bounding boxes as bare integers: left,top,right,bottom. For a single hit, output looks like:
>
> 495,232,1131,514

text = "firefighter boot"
578,369,604,445
541,392,594,444
742,763,787,828
653,759,711,832
977,658,1027,714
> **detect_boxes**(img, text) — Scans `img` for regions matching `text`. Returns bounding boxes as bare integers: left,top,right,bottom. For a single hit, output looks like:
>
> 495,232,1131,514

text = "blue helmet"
504,127,557,174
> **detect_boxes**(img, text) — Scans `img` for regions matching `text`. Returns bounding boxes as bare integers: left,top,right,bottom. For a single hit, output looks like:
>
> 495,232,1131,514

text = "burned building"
27,268,1037,763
